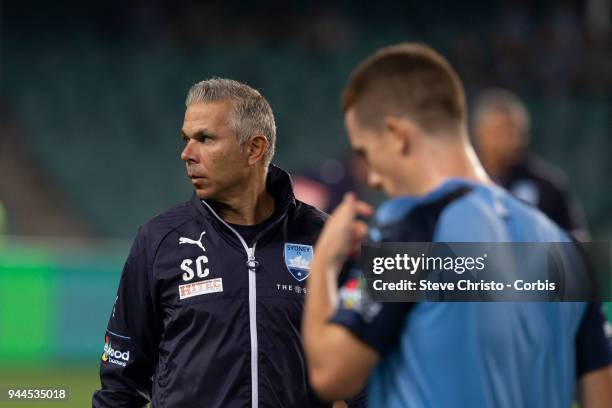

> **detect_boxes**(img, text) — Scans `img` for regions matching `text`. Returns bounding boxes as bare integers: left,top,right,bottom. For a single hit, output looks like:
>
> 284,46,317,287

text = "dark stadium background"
0,1,610,406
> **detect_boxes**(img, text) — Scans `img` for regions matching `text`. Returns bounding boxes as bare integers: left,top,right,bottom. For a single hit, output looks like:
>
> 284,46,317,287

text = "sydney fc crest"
284,243,313,281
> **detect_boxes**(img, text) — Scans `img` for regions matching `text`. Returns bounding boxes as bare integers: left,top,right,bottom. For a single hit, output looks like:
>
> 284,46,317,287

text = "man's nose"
181,140,198,163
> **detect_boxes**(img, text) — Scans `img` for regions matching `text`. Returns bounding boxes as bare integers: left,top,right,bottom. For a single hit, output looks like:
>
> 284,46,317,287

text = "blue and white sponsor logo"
284,243,313,281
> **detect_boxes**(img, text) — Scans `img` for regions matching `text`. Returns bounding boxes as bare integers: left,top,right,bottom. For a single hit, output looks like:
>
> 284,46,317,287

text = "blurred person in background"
293,154,373,213
302,43,612,407
93,78,364,407
473,88,589,240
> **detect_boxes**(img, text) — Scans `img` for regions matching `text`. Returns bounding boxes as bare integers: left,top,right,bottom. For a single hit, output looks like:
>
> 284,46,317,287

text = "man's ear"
383,116,417,156
247,135,268,166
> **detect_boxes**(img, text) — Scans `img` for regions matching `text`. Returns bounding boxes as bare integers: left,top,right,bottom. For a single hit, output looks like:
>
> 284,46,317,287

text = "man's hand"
314,193,373,271
578,365,612,408
303,193,378,402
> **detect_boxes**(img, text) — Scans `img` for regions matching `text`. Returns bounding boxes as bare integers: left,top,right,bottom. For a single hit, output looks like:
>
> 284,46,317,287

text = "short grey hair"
185,78,276,166
473,88,530,136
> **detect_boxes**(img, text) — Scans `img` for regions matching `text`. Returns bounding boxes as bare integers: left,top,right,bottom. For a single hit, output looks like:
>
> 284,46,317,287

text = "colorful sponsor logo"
339,278,363,310
179,277,223,300
339,277,382,322
102,335,130,367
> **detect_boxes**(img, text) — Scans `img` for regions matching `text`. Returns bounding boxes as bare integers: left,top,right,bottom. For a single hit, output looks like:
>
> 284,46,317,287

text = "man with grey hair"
93,78,365,407
473,87,589,240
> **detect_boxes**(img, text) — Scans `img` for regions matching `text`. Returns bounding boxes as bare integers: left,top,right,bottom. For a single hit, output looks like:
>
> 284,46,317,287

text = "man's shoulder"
438,184,568,242
122,199,201,262
137,199,199,241
373,181,474,242
292,200,329,231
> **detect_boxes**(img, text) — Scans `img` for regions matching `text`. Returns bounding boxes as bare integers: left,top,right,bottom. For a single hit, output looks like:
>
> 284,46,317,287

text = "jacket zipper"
200,201,260,408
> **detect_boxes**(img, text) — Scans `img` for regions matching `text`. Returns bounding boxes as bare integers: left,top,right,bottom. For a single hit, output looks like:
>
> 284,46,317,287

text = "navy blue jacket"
93,166,362,407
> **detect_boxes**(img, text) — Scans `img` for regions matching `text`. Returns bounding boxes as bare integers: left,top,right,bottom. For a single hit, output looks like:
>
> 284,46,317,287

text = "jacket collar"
265,164,297,212
191,164,297,223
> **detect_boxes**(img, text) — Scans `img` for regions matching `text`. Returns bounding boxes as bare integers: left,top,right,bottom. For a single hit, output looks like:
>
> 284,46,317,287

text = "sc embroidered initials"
181,255,210,281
